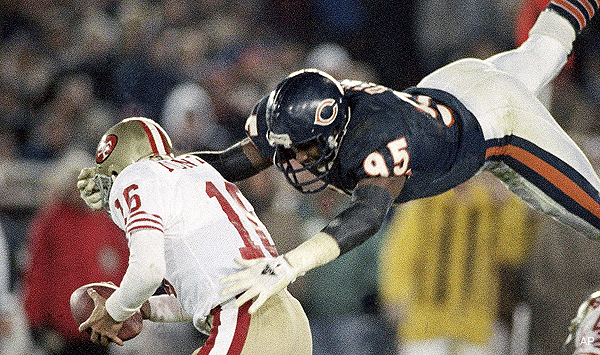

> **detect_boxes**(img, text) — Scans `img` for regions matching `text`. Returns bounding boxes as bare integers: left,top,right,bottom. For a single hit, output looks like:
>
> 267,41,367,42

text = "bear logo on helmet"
314,99,338,126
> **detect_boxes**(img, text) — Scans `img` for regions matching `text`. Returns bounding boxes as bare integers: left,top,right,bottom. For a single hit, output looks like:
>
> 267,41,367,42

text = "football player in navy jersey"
78,0,599,323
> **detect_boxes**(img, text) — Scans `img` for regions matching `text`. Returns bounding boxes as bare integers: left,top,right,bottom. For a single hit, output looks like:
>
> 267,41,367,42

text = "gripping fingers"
219,258,264,296
107,334,124,346
87,288,102,303
90,330,100,343
248,292,271,314
84,192,103,210
77,175,104,211
234,287,260,308
77,168,100,196
220,267,253,285
76,178,88,191
234,257,262,267
79,314,94,333
79,289,103,332
90,331,124,347
100,335,110,347
78,177,98,197
220,280,252,297
83,179,98,195
81,289,124,346
247,278,289,314
78,167,97,181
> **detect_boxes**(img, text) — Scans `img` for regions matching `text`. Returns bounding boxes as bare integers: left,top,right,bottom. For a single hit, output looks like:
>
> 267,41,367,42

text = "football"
70,282,143,341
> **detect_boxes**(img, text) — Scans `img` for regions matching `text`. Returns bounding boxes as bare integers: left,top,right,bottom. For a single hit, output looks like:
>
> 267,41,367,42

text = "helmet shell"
265,69,350,193
266,69,348,149
95,117,174,177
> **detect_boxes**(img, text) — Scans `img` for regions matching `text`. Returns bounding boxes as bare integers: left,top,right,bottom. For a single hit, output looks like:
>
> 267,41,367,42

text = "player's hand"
220,256,298,314
77,168,103,211
78,289,124,346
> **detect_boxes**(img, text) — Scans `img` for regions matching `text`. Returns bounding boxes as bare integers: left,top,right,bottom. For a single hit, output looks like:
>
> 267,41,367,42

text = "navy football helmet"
266,69,350,193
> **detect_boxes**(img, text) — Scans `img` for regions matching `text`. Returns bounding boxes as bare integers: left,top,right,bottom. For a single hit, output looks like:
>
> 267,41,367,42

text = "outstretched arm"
191,137,272,182
221,175,405,313
77,138,272,210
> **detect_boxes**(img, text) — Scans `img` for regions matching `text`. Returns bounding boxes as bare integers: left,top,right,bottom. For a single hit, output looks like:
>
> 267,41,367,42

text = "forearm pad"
322,184,395,255
191,140,259,182
284,232,341,276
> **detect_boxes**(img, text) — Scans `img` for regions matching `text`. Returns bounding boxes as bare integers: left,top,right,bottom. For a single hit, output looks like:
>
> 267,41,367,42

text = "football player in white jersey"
76,117,312,355
566,291,600,354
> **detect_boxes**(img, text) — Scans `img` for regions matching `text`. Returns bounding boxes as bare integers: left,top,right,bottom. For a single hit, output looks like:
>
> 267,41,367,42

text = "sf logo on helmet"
96,134,118,164
314,99,338,126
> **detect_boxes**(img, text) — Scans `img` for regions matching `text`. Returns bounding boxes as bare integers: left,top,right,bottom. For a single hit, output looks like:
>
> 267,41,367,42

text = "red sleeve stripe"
127,218,163,229
128,225,164,233
127,214,164,233
127,217,163,227
129,210,163,221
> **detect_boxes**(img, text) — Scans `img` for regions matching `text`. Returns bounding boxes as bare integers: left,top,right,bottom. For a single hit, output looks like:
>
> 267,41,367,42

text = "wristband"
284,232,341,275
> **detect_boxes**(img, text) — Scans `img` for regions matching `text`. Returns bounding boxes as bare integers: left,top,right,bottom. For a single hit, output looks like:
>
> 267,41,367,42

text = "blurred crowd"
1,0,600,354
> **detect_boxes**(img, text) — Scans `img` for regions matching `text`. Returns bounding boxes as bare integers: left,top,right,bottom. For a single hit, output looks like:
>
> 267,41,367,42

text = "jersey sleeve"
105,228,166,321
105,165,169,321
244,95,274,161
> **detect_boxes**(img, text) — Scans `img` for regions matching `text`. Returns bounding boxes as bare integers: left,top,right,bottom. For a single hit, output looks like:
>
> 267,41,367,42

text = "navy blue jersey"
244,81,486,203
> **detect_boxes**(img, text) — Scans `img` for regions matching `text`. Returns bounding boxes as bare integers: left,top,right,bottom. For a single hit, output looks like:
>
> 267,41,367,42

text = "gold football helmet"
94,117,174,210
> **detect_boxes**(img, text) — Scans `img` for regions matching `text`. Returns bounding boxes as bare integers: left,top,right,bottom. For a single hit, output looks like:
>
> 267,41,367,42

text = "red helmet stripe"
138,119,169,155
155,125,172,154
140,122,160,155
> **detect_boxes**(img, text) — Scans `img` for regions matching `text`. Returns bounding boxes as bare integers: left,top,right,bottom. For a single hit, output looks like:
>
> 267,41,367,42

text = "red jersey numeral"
114,184,141,222
206,181,277,259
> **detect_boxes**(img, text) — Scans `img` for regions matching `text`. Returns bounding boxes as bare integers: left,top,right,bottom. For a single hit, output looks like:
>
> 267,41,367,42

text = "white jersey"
108,154,278,332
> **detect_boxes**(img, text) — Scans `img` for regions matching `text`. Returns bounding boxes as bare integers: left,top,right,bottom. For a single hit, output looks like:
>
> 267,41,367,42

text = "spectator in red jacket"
23,149,129,355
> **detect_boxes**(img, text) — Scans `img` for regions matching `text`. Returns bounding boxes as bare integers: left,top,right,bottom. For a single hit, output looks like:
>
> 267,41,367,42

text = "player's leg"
418,54,600,240
480,0,600,239
485,0,597,96
192,289,312,355
193,290,311,355
418,0,600,240
192,302,253,355
481,85,600,241
239,289,312,355
484,10,574,96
